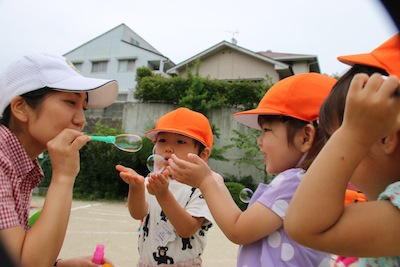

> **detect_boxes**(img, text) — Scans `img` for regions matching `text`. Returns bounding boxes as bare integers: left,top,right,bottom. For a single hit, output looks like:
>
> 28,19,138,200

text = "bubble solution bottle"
92,244,105,265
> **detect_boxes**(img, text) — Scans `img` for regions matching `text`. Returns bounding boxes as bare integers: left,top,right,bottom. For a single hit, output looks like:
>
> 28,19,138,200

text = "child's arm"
168,154,283,244
285,73,400,256
146,173,204,238
116,165,147,219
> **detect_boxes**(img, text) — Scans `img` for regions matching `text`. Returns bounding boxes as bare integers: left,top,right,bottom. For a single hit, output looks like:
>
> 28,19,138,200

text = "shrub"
225,182,249,211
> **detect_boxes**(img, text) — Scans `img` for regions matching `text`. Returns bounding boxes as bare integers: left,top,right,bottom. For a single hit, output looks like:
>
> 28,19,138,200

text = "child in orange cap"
167,73,337,266
285,34,400,266
116,107,215,267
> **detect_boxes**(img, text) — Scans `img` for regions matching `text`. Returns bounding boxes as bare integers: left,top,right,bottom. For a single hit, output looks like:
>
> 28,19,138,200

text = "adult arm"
0,129,90,267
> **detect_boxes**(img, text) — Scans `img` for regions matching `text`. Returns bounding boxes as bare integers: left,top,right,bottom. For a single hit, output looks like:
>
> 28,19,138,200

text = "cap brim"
50,77,118,108
337,53,385,70
234,107,284,129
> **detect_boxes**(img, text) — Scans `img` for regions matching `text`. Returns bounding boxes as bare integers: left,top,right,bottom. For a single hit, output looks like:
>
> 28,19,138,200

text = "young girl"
285,35,400,266
116,107,214,267
0,53,118,267
167,73,337,266
286,73,400,266
285,34,400,266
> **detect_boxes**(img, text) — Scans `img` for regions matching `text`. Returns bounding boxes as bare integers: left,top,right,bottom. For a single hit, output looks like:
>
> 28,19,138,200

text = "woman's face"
25,91,87,150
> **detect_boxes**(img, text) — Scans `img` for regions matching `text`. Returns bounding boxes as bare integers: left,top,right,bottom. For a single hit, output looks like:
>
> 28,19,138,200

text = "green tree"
179,59,226,114
134,66,271,110
225,182,248,211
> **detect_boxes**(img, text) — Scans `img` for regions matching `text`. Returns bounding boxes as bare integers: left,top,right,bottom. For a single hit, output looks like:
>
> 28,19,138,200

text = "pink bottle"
92,244,105,264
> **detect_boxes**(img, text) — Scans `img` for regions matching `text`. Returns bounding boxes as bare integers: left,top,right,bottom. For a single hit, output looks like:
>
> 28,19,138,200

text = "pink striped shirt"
0,125,43,231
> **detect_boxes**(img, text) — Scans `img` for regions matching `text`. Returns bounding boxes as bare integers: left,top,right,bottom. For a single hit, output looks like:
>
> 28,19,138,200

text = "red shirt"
0,125,43,231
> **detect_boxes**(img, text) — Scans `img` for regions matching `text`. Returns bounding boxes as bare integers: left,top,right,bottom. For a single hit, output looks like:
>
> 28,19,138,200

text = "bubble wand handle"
89,136,116,144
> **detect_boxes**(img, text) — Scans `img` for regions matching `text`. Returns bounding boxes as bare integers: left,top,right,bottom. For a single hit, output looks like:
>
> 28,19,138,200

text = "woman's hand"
47,129,90,184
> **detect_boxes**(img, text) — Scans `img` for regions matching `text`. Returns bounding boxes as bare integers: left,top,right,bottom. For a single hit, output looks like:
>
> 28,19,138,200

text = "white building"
64,23,175,102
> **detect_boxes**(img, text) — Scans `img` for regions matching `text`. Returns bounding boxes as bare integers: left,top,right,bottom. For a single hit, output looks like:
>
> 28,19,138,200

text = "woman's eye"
158,139,166,143
177,140,186,144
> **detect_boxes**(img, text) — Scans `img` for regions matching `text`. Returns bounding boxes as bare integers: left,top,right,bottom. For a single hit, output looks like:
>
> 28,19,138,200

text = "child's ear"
199,147,211,161
10,97,29,122
380,132,399,155
297,124,316,153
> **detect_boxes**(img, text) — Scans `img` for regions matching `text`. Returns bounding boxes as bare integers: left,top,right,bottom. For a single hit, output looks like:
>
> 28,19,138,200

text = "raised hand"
167,153,214,189
47,129,90,184
147,173,170,196
115,164,145,187
343,73,400,147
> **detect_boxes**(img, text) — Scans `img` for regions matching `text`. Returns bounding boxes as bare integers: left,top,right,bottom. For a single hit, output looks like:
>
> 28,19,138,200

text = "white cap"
0,53,119,116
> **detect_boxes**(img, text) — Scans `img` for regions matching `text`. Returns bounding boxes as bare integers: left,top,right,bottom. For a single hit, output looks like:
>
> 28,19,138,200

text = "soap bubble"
146,154,166,173
239,188,254,203
114,134,143,152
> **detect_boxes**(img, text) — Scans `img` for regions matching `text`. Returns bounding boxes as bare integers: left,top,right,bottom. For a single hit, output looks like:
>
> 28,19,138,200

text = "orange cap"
344,189,367,205
337,33,400,76
233,73,337,129
146,107,213,148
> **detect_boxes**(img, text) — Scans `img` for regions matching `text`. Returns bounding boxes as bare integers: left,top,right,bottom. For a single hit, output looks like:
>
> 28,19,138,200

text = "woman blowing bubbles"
0,54,118,267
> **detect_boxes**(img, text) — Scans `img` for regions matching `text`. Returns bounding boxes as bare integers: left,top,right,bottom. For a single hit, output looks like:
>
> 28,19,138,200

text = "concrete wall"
85,102,264,182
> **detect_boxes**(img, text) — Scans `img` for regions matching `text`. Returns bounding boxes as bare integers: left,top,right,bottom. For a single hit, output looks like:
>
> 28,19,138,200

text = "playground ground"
30,196,238,266
30,196,356,266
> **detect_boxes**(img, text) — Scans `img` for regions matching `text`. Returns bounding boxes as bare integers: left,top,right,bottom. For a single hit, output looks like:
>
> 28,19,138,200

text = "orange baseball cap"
337,33,400,76
233,73,337,129
146,107,213,148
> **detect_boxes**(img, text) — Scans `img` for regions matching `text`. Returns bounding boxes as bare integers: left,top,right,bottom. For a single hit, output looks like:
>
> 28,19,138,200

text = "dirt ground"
30,196,357,267
30,196,238,266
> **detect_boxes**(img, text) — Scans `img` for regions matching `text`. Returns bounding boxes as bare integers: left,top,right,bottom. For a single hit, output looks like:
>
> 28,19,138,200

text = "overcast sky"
0,0,398,75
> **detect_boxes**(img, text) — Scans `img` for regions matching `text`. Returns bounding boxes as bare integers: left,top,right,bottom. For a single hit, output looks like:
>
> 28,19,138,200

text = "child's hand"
343,73,400,147
167,153,213,189
115,164,145,187
147,173,169,196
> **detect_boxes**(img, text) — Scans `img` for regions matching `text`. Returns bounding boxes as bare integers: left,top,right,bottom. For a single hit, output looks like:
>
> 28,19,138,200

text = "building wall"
291,61,310,74
64,25,168,99
178,48,280,83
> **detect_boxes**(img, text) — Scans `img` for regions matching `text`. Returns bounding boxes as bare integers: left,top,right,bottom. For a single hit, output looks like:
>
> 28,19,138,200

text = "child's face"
154,132,201,164
258,120,304,174
24,91,87,150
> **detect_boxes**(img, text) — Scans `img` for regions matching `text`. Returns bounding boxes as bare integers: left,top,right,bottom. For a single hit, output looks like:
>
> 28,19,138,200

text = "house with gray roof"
64,23,175,102
167,40,320,84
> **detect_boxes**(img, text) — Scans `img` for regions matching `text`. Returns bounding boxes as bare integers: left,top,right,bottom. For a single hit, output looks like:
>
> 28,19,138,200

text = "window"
72,62,83,72
147,60,160,71
91,61,108,73
118,59,135,72
130,37,140,46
